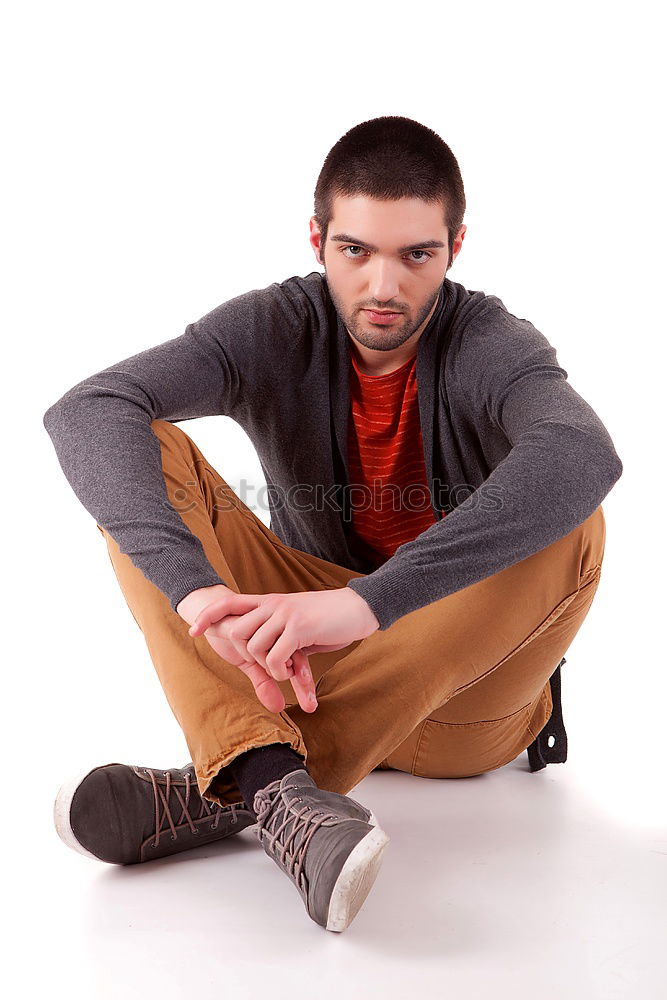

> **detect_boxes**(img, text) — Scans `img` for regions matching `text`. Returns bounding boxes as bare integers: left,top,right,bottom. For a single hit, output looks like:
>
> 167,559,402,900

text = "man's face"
309,194,455,356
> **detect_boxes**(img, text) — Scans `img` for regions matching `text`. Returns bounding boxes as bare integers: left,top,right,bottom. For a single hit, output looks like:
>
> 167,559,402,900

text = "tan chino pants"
97,419,606,809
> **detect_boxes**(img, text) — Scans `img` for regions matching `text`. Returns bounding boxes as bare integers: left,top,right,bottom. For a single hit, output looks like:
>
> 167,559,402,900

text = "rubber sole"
53,764,112,862
325,824,390,932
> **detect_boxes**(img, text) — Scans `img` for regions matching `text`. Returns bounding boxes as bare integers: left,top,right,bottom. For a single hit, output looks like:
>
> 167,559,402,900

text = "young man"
43,116,623,932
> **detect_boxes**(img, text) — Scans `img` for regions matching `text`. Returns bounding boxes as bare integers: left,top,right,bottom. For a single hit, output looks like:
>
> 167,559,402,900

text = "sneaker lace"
253,779,340,891
143,767,245,849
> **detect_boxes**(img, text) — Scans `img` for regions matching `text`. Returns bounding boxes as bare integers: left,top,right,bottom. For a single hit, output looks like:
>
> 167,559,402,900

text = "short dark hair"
313,115,466,270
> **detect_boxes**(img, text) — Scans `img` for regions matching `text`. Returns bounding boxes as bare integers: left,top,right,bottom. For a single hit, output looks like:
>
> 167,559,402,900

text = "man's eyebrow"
329,233,446,254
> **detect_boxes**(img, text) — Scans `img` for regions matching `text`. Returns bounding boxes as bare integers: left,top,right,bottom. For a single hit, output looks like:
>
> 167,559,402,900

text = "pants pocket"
411,699,541,779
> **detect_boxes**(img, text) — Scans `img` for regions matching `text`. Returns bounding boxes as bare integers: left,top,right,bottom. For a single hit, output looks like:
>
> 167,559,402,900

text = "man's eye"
342,245,367,258
408,250,432,262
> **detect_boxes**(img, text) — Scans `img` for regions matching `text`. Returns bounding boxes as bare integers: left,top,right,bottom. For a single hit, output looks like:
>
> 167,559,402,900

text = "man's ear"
309,215,324,266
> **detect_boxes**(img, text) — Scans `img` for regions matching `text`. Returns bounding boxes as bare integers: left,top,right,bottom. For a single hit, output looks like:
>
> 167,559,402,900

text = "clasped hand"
183,585,380,715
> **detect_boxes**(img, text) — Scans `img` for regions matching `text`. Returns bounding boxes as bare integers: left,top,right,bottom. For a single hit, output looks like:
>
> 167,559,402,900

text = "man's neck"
348,339,418,377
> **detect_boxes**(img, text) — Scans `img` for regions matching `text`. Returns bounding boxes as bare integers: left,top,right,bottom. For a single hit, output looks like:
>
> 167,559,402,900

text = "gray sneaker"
253,769,390,932
53,761,256,864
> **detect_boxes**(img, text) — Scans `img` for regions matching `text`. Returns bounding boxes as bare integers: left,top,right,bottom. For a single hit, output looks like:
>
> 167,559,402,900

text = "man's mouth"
363,309,403,324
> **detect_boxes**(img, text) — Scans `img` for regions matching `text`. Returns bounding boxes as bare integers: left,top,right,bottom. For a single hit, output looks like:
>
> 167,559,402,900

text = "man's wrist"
176,584,231,626
344,586,381,635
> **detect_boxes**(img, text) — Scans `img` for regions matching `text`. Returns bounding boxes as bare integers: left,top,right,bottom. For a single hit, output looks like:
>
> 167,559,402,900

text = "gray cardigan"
42,271,623,631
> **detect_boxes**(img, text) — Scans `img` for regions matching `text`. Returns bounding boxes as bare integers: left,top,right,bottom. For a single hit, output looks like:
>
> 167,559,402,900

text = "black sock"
228,742,308,815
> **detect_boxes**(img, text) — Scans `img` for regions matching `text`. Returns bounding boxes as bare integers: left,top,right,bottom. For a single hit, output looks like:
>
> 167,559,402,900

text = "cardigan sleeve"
42,280,301,613
346,301,624,631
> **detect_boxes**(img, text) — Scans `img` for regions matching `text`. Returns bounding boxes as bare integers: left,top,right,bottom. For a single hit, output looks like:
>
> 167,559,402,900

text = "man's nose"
366,260,401,304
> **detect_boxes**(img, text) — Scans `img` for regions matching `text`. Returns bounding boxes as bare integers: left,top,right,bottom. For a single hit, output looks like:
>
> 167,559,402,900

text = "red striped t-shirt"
346,349,443,570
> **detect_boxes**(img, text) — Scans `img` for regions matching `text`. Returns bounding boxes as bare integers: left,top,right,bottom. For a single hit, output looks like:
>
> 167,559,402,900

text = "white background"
3,1,665,997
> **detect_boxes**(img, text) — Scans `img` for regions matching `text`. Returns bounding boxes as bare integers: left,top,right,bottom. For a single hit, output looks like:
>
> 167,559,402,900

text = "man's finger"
264,623,302,681
248,617,296,680
289,649,318,712
225,605,275,664
188,594,260,637
238,660,286,714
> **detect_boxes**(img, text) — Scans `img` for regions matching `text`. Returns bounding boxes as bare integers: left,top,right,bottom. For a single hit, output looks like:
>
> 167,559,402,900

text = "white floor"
15,750,666,1000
